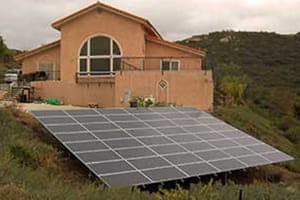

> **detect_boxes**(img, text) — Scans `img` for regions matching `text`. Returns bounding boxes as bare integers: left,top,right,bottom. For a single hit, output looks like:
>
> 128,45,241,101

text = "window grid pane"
90,58,110,74
171,61,179,71
113,41,121,55
79,59,87,72
39,62,54,80
162,61,170,71
90,36,110,56
113,58,121,71
80,42,88,56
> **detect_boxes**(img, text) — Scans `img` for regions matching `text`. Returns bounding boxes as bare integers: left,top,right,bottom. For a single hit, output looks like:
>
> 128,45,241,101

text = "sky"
0,0,299,50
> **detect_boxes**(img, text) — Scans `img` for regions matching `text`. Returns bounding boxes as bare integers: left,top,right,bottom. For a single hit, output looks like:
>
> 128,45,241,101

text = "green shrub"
284,158,300,173
10,145,37,169
285,126,300,144
294,96,300,119
277,116,299,132
219,75,248,105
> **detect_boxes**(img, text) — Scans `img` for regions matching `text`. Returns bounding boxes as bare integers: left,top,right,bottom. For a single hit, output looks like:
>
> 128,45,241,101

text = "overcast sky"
0,0,299,50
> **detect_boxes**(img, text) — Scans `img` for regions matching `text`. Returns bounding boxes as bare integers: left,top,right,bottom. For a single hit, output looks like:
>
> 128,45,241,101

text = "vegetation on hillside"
181,31,300,173
0,36,9,81
0,36,20,82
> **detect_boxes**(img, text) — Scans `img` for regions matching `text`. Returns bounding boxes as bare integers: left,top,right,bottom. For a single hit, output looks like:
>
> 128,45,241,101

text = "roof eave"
52,2,162,39
146,36,206,57
14,40,60,61
52,3,98,30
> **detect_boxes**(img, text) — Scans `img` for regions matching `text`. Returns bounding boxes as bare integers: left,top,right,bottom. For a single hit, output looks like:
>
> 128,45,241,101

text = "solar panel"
31,107,293,187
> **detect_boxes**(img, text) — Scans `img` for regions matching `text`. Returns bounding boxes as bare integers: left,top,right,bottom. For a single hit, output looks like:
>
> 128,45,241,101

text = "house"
14,1,213,110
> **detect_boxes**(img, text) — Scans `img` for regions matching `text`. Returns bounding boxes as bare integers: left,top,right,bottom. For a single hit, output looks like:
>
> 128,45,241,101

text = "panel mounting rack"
31,107,293,187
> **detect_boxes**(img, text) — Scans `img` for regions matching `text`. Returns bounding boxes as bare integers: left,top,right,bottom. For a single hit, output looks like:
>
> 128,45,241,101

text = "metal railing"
22,70,60,82
75,56,207,80
120,56,204,71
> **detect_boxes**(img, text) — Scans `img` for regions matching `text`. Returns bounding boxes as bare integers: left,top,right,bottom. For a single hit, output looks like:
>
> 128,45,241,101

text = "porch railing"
75,56,208,81
22,70,60,82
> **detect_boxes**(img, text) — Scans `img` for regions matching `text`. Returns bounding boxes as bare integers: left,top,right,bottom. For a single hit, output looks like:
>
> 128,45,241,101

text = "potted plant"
128,96,138,107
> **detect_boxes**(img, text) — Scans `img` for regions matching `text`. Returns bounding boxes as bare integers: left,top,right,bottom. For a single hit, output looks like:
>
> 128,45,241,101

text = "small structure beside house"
14,2,213,110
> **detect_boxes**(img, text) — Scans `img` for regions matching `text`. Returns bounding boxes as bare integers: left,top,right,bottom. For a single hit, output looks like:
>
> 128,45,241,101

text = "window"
161,60,180,71
78,36,121,75
39,62,55,80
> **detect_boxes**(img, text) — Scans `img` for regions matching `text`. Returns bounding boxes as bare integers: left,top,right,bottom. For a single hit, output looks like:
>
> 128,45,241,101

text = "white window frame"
78,36,122,76
160,59,180,71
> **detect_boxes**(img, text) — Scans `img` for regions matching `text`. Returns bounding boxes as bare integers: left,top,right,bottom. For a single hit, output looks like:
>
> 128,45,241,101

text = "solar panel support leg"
239,189,243,200
131,186,135,193
224,172,228,185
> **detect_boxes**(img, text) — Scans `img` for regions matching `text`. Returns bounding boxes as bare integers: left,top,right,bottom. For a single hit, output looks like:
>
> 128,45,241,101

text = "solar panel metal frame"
31,107,293,187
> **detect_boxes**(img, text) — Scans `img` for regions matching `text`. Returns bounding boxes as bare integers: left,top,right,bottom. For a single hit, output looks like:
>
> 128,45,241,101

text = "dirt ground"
0,101,84,111
0,91,7,100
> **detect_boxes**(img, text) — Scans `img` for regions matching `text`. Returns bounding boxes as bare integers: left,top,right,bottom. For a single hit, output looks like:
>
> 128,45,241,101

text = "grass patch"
215,105,300,173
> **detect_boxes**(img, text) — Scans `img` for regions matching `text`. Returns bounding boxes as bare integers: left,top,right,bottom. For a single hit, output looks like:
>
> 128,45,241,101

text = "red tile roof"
146,35,206,56
52,1,162,39
14,40,60,61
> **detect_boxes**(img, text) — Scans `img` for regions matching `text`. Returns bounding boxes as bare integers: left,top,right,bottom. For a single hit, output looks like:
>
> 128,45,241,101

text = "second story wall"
22,45,60,80
60,9,146,82
145,40,203,71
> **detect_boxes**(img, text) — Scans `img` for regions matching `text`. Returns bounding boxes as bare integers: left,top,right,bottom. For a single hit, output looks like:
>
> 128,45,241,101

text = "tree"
219,75,248,105
0,36,9,58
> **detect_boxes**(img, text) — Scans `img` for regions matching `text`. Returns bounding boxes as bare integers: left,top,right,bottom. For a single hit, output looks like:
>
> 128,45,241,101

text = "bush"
0,184,30,200
285,126,300,144
219,75,248,105
10,145,37,169
277,116,299,132
294,96,300,119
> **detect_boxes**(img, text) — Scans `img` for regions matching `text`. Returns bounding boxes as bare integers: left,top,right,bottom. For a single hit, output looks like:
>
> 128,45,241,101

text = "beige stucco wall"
115,70,213,111
31,70,213,110
21,46,60,77
60,9,146,83
31,81,115,107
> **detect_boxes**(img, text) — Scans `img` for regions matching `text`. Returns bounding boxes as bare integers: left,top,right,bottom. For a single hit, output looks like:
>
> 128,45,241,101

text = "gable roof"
14,40,60,61
146,35,206,57
15,2,204,61
52,1,162,39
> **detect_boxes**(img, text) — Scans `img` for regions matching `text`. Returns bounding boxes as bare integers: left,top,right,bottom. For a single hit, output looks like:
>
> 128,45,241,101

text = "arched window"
78,36,121,75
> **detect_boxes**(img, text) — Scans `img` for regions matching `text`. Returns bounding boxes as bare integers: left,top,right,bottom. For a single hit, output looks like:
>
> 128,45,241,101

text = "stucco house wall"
144,40,202,71
31,70,213,110
32,81,115,107
59,9,146,83
115,71,213,110
21,45,60,76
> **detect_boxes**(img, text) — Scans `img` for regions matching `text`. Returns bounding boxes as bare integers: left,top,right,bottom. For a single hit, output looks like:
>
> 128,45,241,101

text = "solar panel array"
31,107,293,187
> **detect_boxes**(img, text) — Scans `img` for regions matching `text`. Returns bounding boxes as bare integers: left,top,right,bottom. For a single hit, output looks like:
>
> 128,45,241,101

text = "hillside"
181,31,300,173
182,31,300,92
1,32,300,198
182,31,300,93
1,107,299,199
